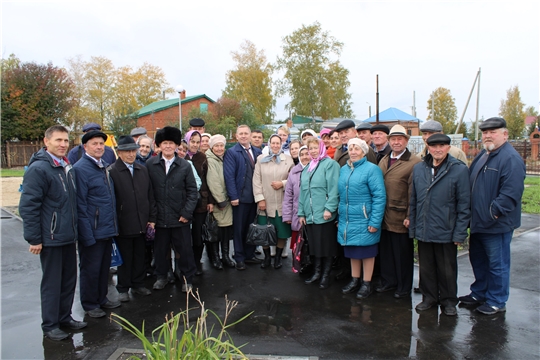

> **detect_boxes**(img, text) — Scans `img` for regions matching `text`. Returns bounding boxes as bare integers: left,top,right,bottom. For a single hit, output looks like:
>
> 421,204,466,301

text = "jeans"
469,231,512,308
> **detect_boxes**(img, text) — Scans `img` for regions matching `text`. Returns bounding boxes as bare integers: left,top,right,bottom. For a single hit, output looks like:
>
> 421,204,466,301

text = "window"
200,103,208,113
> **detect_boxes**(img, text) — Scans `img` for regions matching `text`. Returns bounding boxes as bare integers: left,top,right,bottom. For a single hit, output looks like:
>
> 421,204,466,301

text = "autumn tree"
524,105,538,135
1,56,75,143
499,85,525,139
426,87,458,134
223,40,275,123
275,22,353,121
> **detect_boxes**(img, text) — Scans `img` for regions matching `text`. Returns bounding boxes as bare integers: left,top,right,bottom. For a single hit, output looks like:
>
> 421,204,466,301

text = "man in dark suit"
223,125,263,270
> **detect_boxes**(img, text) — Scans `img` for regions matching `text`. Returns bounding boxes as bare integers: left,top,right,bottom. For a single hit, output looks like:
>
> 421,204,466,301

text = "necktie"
245,147,255,166
128,164,134,176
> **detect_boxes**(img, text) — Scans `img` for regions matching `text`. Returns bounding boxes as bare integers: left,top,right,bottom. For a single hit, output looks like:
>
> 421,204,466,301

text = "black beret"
155,126,182,146
479,117,507,131
334,119,356,132
426,133,451,146
82,130,107,144
370,124,390,134
189,118,205,127
356,122,372,131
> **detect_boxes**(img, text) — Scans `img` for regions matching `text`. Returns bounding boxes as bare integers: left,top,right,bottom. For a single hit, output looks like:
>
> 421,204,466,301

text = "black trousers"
40,243,77,332
379,230,414,294
116,234,146,293
79,239,113,311
154,226,196,282
191,212,207,263
232,202,257,263
418,241,458,307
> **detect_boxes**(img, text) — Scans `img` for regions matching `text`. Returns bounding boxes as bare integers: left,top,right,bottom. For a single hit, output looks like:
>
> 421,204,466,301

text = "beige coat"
378,149,421,233
206,149,233,227
252,153,294,217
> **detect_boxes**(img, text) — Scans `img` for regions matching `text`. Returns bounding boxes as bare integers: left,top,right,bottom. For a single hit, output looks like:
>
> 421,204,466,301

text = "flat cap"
189,118,205,128
334,119,356,132
130,127,147,137
82,130,107,144
479,117,507,131
82,122,102,132
117,135,140,151
426,133,451,146
370,124,390,134
420,120,443,133
356,122,372,131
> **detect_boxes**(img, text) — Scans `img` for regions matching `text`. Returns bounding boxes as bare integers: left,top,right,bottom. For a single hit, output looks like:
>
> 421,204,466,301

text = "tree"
275,21,353,121
426,87,458,134
499,85,525,139
524,105,539,136
85,56,116,128
223,40,275,123
1,57,75,143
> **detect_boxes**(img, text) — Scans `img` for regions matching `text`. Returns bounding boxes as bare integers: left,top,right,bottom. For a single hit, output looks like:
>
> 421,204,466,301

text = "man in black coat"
146,126,198,292
109,136,157,302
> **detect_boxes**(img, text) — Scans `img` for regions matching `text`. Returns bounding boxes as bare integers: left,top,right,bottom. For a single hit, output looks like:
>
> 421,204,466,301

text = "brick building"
137,91,215,137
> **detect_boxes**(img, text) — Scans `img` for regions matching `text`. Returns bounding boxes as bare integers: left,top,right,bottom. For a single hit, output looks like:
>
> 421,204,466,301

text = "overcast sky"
2,1,538,126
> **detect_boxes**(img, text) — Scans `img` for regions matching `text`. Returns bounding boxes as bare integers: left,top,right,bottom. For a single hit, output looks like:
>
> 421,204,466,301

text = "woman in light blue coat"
338,138,386,299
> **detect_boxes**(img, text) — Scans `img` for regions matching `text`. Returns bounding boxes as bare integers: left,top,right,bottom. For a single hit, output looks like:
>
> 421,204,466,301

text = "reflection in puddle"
235,297,294,334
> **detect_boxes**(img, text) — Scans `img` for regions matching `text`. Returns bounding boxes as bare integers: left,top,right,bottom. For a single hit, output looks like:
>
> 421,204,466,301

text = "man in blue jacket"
73,130,120,318
67,122,116,165
19,125,86,341
459,117,525,315
224,125,263,270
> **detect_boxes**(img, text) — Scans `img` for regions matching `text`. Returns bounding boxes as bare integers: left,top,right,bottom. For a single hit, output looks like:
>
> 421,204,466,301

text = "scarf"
281,134,291,151
184,130,200,158
260,134,283,163
307,140,329,172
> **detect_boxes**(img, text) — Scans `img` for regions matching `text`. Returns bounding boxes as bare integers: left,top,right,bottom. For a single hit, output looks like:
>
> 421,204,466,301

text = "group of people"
20,114,525,341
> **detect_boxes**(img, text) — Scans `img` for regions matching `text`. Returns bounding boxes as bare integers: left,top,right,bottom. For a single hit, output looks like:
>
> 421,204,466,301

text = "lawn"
1,168,25,177
523,176,540,214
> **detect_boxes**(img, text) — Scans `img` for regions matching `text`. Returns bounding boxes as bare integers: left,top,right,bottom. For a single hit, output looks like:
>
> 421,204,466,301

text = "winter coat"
282,163,304,231
298,158,340,224
135,150,154,166
223,143,262,204
19,148,78,247
146,153,198,228
206,149,233,227
409,154,471,243
252,153,294,217
378,149,421,233
337,157,386,246
68,144,116,166
419,145,468,165
469,142,525,234
73,155,118,246
185,151,215,213
334,145,377,167
374,144,392,164
108,159,157,237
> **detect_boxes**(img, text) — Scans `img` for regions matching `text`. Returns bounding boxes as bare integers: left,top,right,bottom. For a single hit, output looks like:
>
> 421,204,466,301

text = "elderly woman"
338,138,386,298
253,134,294,269
135,135,154,165
298,138,340,289
205,135,235,268
282,145,310,251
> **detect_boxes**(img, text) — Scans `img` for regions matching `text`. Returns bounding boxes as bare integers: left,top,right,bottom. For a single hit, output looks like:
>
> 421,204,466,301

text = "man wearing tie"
224,125,263,270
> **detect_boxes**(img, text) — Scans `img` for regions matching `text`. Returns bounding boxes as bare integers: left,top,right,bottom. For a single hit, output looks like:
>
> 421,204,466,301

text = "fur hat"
155,126,182,146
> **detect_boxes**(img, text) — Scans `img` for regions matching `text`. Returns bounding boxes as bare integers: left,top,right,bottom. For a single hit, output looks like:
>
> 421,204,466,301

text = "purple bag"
146,224,155,242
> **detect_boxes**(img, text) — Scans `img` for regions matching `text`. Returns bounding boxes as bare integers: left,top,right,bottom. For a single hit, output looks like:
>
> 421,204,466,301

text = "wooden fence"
1,141,75,168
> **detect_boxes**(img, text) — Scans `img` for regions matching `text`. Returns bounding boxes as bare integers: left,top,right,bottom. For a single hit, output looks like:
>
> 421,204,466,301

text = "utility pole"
376,75,379,124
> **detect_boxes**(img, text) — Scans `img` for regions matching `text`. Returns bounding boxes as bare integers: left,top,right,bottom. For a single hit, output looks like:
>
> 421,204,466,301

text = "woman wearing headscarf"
205,134,235,268
298,138,340,289
252,134,294,269
338,138,386,299
319,128,335,159
184,130,218,273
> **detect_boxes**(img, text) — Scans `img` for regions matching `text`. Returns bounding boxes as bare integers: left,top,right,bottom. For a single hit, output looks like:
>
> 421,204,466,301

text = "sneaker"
102,300,121,309
86,308,107,318
153,278,168,290
131,287,152,296
458,294,483,306
443,305,457,316
476,303,506,315
118,292,130,302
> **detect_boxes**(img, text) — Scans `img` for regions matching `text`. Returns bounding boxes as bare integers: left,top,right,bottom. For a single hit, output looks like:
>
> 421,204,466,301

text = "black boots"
221,239,235,268
261,248,272,269
305,257,322,284
319,257,333,289
342,277,360,294
274,247,284,269
210,243,223,270
356,281,373,299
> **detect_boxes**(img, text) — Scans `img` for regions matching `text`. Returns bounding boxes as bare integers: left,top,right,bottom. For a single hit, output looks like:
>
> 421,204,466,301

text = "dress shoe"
415,300,437,311
61,319,87,330
393,291,411,299
244,257,262,264
86,308,107,318
153,278,168,290
181,283,193,293
375,284,397,293
356,281,373,299
102,300,121,309
235,261,246,270
442,305,457,316
342,278,360,294
118,292,130,302
44,328,69,341
131,287,152,296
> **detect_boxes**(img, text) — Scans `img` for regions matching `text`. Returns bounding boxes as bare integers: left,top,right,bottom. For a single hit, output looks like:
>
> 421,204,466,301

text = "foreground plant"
111,287,252,360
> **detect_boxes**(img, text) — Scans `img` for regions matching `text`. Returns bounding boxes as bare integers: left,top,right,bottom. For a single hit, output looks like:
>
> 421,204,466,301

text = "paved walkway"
1,209,539,359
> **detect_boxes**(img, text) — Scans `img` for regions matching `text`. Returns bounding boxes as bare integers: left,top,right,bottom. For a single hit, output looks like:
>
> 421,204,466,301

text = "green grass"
523,176,540,214
1,168,25,177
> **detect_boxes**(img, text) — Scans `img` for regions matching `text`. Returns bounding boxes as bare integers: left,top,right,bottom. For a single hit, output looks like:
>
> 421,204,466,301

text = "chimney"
180,90,186,100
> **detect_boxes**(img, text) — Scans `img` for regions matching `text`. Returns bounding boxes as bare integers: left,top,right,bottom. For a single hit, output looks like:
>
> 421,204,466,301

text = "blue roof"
364,107,419,123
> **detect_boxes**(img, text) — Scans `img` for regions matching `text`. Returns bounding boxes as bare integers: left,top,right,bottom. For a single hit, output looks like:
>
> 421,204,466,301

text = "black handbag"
202,212,219,243
245,210,277,247
292,227,310,273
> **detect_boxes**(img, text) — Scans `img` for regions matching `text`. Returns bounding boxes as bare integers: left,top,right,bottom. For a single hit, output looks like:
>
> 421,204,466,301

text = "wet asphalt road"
1,208,539,359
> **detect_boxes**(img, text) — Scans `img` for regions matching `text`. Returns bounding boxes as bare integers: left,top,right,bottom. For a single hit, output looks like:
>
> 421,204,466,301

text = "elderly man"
333,120,376,167
109,136,156,302
410,134,471,316
130,127,147,143
68,122,116,165
189,118,206,132
419,120,468,164
377,125,421,299
459,117,525,315
73,130,120,318
356,122,373,147
19,125,86,340
371,124,391,164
